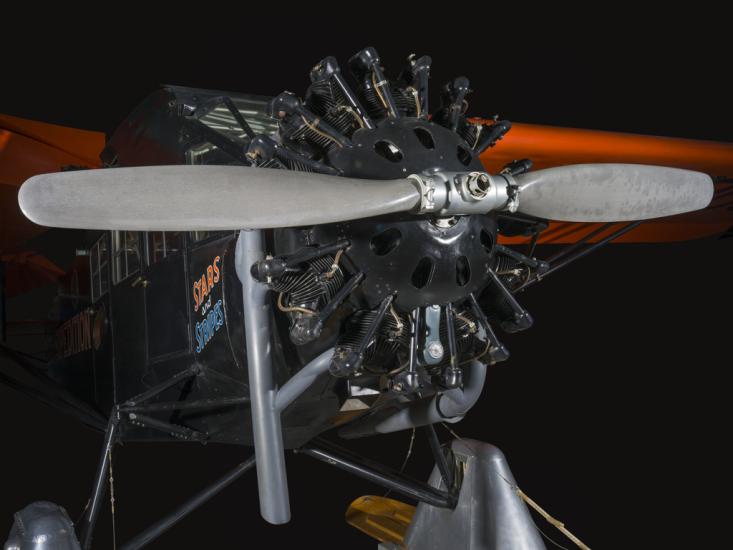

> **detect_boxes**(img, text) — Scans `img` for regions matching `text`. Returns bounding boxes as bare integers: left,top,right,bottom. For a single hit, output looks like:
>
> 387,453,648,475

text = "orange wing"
0,114,104,252
0,114,104,296
476,121,733,244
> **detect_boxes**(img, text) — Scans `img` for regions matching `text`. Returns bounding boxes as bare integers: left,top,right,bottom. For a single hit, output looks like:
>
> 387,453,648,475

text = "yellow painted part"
345,495,416,548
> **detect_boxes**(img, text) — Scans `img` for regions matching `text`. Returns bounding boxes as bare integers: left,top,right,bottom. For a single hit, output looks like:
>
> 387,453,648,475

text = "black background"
1,10,731,549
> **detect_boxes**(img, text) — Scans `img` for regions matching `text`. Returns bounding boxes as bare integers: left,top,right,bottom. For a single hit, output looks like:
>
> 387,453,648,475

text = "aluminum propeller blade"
18,165,421,230
513,164,714,222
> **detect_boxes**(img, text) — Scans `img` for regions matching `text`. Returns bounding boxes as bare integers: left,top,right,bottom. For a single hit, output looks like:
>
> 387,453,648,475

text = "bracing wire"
108,447,117,550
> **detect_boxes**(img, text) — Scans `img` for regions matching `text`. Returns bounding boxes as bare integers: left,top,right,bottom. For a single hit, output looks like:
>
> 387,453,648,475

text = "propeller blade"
18,165,421,231
513,164,714,222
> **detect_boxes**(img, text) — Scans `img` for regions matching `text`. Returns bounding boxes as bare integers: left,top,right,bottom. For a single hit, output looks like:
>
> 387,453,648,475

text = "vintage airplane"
1,47,732,549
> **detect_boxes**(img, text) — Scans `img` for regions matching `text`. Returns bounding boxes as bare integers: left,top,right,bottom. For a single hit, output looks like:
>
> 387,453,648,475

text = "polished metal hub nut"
427,341,444,360
465,171,492,199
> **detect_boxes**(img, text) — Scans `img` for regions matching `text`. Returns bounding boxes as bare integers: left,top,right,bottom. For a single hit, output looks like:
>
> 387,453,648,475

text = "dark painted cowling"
327,118,485,178
310,215,497,311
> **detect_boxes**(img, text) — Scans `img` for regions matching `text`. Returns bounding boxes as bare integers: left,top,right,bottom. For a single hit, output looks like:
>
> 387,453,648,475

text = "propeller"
18,165,421,231
513,163,714,222
18,163,714,231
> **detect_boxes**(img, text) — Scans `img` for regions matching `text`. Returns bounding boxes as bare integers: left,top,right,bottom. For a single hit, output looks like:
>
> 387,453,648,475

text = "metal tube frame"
119,456,256,550
79,229,337,542
234,230,336,525
79,409,120,549
120,396,249,414
123,364,200,407
544,222,615,264
298,438,455,509
76,404,256,549
125,412,208,442
424,424,454,491
72,225,522,544
235,229,290,524
515,220,644,293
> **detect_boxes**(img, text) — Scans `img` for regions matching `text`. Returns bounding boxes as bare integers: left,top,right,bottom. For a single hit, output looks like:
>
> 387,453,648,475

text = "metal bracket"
126,412,208,442
251,240,349,283
422,305,443,365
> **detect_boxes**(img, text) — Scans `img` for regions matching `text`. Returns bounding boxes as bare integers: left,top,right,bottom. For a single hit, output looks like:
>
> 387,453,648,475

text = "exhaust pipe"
339,360,487,438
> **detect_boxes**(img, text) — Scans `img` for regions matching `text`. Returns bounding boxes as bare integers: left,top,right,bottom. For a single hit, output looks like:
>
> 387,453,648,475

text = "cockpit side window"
189,231,231,244
112,231,141,284
146,232,184,265
90,234,110,302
